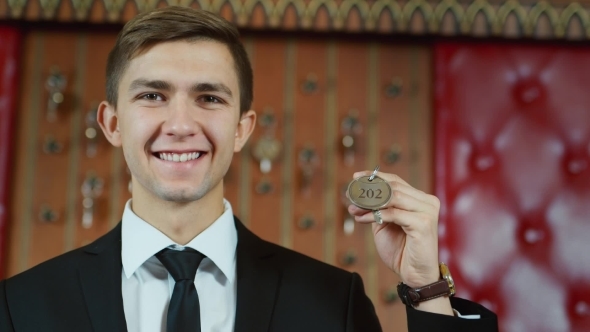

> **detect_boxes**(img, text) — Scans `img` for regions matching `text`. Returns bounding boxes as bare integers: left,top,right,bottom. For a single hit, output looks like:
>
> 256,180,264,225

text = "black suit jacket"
0,218,498,331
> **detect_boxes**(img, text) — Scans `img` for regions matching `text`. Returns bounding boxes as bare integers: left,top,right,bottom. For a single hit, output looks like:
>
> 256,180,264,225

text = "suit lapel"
75,218,280,332
234,218,280,332
78,223,128,332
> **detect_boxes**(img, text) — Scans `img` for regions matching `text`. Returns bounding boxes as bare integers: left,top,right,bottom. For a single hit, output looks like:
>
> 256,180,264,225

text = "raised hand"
347,170,453,315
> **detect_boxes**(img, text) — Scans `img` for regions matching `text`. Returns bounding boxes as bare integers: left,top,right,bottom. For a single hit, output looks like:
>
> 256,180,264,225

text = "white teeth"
158,152,201,163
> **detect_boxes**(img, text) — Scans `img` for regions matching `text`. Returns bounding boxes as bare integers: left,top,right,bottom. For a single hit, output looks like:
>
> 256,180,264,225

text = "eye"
140,93,163,101
201,95,222,104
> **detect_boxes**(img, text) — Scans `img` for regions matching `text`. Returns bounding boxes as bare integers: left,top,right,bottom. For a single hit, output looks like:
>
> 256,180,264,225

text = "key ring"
372,209,383,225
368,165,379,181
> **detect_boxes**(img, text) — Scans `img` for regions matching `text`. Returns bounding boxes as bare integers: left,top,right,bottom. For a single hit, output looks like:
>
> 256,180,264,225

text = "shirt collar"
121,199,237,283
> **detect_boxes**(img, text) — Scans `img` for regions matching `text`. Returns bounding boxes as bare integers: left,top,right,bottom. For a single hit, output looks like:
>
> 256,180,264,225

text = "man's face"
99,40,254,203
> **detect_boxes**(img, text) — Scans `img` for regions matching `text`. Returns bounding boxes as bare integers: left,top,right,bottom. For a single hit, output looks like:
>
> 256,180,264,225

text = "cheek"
207,115,239,147
120,114,155,150
211,132,236,153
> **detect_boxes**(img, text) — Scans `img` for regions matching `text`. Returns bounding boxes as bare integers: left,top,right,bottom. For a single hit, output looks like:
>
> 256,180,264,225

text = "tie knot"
155,248,205,282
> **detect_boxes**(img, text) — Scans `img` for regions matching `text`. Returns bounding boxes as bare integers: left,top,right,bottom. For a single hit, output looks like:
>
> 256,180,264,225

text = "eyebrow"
128,79,233,98
129,79,171,92
190,82,233,98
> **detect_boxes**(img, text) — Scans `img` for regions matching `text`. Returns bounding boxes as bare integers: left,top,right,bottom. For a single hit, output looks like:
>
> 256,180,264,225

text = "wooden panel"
7,32,122,275
72,33,119,249
246,37,287,245
291,39,329,262
26,33,78,269
333,41,370,281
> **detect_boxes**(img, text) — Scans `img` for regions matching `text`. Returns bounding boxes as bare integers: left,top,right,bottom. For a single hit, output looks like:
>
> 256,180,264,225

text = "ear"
97,100,122,147
234,110,256,152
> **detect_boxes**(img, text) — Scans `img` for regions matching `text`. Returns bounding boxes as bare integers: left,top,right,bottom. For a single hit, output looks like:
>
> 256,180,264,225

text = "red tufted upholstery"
0,27,19,279
435,43,590,332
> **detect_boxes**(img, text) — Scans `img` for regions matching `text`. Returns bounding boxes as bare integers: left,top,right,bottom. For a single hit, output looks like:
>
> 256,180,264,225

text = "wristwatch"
397,262,456,307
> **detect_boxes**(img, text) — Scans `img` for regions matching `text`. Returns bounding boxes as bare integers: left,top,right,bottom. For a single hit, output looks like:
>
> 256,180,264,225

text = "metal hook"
368,165,380,181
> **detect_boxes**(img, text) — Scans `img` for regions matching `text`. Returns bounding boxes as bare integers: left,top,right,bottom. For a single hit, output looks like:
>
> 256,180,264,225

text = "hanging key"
85,105,99,158
341,110,362,166
251,108,282,194
81,172,104,229
343,212,355,235
45,66,67,122
298,145,319,193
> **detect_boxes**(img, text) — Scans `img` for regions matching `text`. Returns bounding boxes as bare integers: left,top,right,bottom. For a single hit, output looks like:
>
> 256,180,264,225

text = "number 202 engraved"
358,188,383,199
347,175,392,210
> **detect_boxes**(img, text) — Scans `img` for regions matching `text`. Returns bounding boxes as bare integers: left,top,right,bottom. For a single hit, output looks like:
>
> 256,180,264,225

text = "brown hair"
105,6,253,114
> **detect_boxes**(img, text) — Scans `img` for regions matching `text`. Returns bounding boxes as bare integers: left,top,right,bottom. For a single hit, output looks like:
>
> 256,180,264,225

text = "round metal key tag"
347,166,392,211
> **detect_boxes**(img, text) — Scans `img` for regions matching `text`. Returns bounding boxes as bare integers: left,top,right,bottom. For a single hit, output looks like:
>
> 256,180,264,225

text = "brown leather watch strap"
397,279,451,307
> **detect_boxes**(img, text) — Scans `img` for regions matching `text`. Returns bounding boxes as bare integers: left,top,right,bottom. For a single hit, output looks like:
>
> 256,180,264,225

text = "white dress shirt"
121,199,237,332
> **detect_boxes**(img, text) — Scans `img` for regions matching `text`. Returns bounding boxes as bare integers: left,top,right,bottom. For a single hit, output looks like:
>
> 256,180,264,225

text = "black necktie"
156,248,205,332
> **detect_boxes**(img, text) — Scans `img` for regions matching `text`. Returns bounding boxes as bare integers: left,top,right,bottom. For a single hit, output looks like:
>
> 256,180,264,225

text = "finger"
348,204,370,216
350,171,438,209
352,171,409,186
354,207,427,228
387,181,439,210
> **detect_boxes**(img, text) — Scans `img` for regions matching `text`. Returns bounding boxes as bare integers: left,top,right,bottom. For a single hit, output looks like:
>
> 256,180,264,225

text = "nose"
161,99,199,139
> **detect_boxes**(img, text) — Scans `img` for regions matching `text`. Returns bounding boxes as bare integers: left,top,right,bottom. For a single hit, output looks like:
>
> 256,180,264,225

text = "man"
0,6,498,332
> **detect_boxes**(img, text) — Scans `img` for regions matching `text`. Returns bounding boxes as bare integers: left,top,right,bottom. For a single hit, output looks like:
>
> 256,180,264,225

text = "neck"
130,183,225,245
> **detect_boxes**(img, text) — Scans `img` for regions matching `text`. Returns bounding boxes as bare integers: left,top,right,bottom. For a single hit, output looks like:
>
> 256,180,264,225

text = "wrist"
397,262,456,310
414,296,454,316
404,274,440,288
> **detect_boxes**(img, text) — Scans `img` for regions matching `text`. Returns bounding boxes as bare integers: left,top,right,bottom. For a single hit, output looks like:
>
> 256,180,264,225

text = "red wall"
0,27,20,278
435,43,590,332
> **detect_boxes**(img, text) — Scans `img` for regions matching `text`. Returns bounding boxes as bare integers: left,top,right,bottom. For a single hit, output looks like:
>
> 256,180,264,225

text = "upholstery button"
523,227,545,244
516,214,552,263
567,158,588,175
575,301,589,317
475,155,494,170
471,153,495,171
522,86,540,103
513,78,546,106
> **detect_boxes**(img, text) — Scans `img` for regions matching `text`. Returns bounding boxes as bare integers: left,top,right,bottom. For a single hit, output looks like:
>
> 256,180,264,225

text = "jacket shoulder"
235,217,355,282
3,223,120,290
265,239,354,278
5,246,89,288
251,237,382,331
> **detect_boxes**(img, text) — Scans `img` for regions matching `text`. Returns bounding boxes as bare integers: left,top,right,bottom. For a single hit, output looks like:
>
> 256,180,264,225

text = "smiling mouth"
154,152,204,163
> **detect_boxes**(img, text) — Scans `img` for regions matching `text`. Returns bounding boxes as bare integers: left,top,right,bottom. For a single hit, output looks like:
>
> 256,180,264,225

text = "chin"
154,182,212,203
